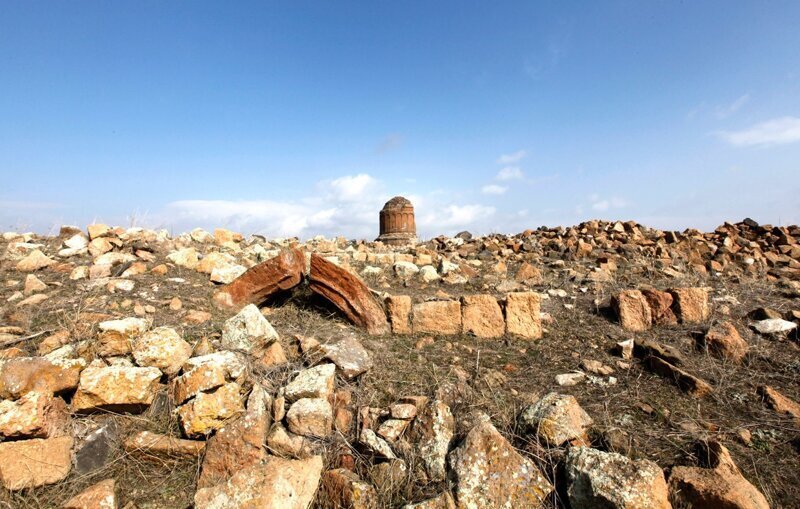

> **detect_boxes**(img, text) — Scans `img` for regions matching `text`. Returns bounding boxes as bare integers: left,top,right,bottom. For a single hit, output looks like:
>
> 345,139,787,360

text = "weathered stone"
72,364,162,412
177,382,244,437
634,338,685,366
213,248,305,308
359,428,396,459
386,295,412,334
449,419,553,509
412,301,462,335
320,337,373,379
565,447,671,509
646,357,713,398
419,265,441,283
703,322,748,362
505,292,543,339
0,357,83,399
284,363,336,402
758,385,800,423
87,223,110,240
321,468,379,509
132,326,192,376
63,479,117,509
197,252,237,274
221,303,279,352
613,290,653,332
286,397,333,438
669,287,710,324
74,424,117,475
404,492,456,509
171,363,227,405
198,384,271,489
258,341,289,367
123,431,206,459
309,254,389,335
410,400,454,481
377,418,411,443
183,351,247,381
641,288,678,325
394,261,420,278
461,294,505,338
669,441,769,509
194,455,324,509
166,247,198,269
0,436,73,490
0,391,70,439
96,317,149,357
16,249,57,272
267,424,316,459
521,392,593,446
751,318,797,335
24,274,48,294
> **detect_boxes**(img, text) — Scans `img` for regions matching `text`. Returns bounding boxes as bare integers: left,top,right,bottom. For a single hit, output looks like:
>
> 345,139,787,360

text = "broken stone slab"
750,318,797,335
123,431,206,459
449,419,553,509
641,288,678,326
132,326,192,376
74,423,118,475
359,428,396,459
646,356,713,398
221,303,279,352
63,479,117,509
701,322,748,363
410,400,454,481
412,300,462,335
520,392,593,446
0,436,73,490
193,455,323,509
0,356,84,399
171,363,228,405
634,338,685,366
72,364,162,413
565,446,671,509
197,384,271,489
669,440,769,509
0,390,70,439
284,363,336,402
309,254,389,335
16,249,57,272
669,287,710,323
319,336,373,379
177,382,245,437
461,294,505,338
183,351,248,382
286,397,333,438
386,295,412,334
758,385,800,423
213,248,305,309
612,289,653,332
505,292,543,339
267,423,316,459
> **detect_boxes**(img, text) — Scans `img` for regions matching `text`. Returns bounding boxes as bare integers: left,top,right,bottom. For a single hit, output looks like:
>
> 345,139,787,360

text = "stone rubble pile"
0,219,796,507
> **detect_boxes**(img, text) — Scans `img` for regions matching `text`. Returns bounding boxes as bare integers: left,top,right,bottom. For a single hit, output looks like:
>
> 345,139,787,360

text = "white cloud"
496,150,527,164
718,116,800,147
589,196,627,213
715,93,750,119
481,184,508,195
496,166,524,181
325,173,379,202
436,204,496,228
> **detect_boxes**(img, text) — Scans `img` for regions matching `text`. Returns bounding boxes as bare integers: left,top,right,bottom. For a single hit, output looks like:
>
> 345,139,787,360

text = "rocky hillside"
0,219,798,508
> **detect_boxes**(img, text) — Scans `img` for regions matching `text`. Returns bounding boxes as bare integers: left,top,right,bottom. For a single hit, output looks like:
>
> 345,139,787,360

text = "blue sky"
2,1,799,238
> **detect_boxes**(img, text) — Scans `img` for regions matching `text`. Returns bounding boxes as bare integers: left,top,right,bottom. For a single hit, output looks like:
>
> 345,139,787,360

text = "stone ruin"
376,196,416,246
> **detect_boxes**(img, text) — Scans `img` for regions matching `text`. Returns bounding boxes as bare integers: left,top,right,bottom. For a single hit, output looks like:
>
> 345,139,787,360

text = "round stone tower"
377,196,417,246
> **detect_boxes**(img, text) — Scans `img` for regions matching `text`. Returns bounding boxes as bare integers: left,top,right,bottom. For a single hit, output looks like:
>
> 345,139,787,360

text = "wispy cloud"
496,150,527,164
375,133,404,154
588,194,627,213
715,93,750,119
481,184,508,195
496,166,524,180
717,116,800,147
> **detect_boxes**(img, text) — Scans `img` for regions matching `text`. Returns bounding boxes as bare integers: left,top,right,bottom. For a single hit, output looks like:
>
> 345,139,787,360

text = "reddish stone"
641,288,678,326
309,254,389,335
213,248,305,309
